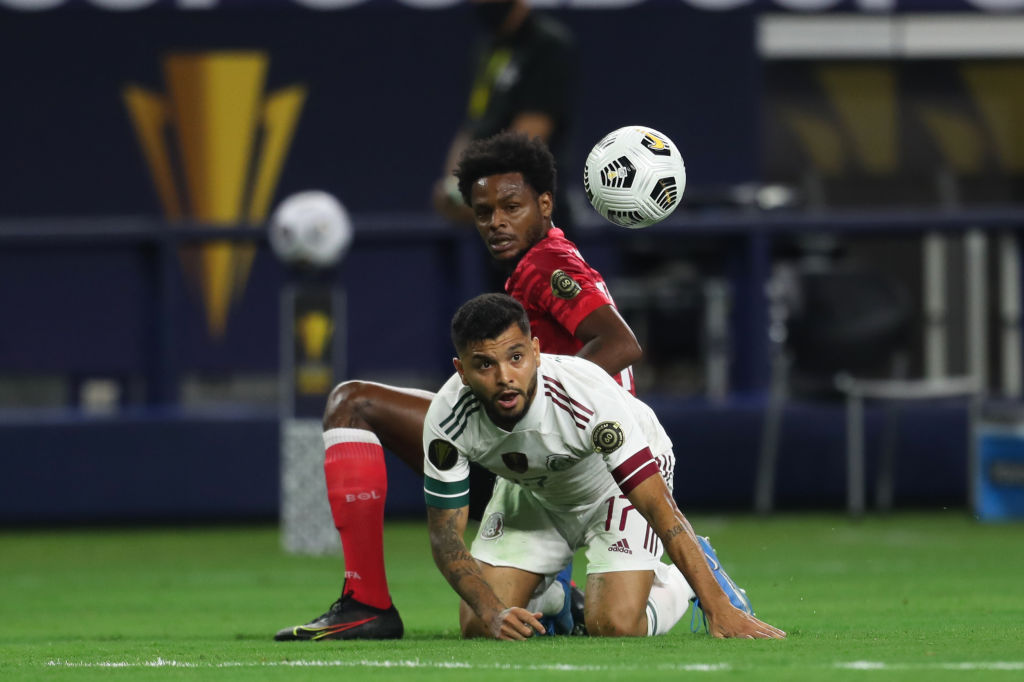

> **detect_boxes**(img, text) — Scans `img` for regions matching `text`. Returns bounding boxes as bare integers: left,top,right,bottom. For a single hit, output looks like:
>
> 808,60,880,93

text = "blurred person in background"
433,0,578,240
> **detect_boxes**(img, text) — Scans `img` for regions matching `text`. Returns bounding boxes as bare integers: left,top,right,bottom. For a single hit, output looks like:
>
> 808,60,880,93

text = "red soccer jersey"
506,227,636,394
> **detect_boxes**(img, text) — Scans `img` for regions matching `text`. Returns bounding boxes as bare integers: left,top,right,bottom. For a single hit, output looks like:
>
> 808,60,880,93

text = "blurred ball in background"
269,190,353,269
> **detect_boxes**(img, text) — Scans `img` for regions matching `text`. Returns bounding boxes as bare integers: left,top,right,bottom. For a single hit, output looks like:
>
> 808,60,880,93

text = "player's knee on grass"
585,599,648,637
585,571,654,637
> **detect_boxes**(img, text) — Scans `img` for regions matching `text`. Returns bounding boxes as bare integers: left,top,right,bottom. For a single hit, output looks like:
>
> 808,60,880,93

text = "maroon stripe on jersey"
543,379,592,427
545,390,588,429
611,447,660,494
542,375,595,415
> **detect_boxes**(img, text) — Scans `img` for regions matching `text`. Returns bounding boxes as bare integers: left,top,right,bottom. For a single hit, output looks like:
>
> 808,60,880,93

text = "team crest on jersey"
550,270,581,300
501,452,529,474
428,439,459,471
546,454,581,472
592,421,624,454
480,512,504,540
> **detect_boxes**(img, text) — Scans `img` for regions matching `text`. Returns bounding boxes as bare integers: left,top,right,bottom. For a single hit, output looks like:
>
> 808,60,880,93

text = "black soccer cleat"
274,590,404,642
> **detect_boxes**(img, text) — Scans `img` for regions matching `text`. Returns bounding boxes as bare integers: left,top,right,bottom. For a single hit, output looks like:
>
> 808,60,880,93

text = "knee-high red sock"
323,428,391,609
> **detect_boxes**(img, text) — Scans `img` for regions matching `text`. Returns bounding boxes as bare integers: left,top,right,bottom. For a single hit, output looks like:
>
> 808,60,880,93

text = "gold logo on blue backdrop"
296,310,333,395
123,52,307,338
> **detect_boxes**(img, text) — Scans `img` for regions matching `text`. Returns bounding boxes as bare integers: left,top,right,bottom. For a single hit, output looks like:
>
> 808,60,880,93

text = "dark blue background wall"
0,5,758,217
0,400,973,524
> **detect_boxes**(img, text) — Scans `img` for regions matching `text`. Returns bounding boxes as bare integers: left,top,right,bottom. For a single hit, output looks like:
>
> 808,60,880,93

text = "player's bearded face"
470,172,551,268
456,324,540,431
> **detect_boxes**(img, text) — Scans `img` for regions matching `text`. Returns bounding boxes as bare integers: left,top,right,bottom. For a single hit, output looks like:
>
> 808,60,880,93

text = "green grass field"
2,513,1023,681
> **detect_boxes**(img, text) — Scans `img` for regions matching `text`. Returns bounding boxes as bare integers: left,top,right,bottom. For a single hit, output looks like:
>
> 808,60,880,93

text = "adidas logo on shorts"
608,538,632,554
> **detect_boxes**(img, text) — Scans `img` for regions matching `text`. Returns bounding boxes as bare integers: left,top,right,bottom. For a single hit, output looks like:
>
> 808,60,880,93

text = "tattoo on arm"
664,523,686,541
429,508,476,574
428,507,502,618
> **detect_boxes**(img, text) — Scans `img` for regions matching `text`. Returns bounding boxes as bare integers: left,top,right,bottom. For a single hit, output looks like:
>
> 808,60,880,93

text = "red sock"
323,428,391,609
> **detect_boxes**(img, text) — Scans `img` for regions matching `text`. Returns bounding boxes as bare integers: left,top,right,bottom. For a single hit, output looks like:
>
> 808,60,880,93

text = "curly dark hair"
454,131,557,206
451,293,531,354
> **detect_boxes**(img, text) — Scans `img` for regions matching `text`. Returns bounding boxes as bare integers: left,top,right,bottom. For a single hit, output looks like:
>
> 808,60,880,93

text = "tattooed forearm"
435,542,480,583
664,523,686,540
437,547,475,564
430,508,477,570
443,506,464,534
428,508,485,586
427,505,505,622
438,550,484,589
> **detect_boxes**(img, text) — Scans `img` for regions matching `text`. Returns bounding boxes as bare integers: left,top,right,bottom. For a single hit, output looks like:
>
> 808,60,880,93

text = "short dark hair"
454,131,557,206
451,293,531,354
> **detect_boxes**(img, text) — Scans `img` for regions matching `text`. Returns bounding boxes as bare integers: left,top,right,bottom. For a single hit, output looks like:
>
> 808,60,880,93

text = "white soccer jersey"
423,354,674,513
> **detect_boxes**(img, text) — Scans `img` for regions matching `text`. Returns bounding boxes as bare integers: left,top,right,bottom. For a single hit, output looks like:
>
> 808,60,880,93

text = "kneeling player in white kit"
424,293,787,640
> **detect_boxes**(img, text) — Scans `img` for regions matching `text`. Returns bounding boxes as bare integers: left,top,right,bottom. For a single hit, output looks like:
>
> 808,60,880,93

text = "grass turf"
1,513,1023,681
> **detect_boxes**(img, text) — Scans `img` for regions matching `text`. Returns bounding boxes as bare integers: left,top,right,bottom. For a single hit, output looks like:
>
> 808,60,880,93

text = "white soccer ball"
269,190,353,268
583,125,687,229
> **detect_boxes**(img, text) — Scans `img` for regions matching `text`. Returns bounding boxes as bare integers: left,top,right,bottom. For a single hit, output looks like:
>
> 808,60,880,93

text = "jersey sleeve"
521,247,613,336
422,399,472,509
587,392,661,496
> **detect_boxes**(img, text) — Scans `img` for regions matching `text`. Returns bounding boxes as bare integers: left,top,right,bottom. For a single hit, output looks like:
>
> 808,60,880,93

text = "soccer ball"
583,125,687,229
268,190,353,269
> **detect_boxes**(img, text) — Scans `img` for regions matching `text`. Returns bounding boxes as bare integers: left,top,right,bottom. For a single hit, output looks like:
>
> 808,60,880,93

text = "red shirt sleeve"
516,243,612,336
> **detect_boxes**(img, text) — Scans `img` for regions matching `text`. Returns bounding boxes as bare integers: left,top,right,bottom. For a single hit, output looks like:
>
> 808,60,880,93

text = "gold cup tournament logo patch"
592,421,624,454
123,51,307,338
428,439,459,471
550,269,581,300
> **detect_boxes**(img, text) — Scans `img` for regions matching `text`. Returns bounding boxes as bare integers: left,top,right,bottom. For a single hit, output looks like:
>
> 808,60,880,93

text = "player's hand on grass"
490,607,546,641
708,607,787,639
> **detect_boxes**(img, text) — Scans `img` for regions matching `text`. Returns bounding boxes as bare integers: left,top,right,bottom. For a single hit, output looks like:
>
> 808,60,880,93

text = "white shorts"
470,451,674,576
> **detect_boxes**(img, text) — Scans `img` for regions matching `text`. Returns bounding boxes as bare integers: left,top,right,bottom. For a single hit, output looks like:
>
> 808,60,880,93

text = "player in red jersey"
274,132,641,642
504,225,635,395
